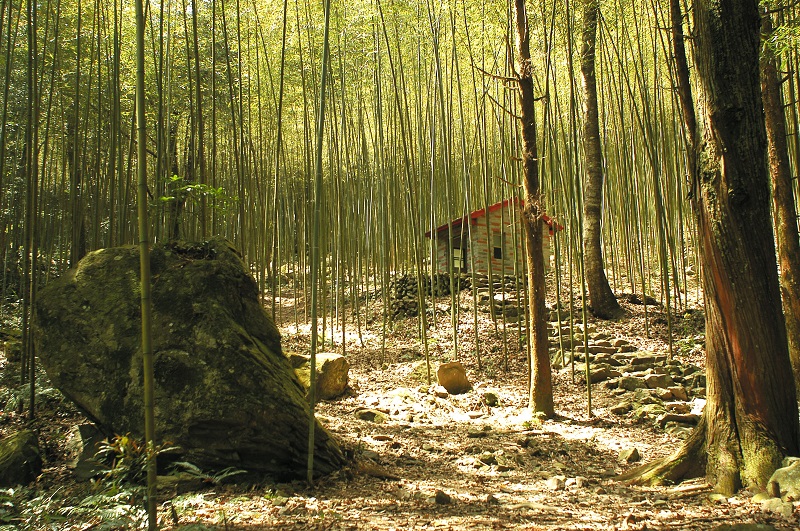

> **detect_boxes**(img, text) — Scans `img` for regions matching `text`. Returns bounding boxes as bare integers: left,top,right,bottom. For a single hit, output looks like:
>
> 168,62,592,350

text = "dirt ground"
1,278,799,530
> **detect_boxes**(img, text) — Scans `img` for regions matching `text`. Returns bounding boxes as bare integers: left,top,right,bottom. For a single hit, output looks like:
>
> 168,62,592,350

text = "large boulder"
34,238,344,480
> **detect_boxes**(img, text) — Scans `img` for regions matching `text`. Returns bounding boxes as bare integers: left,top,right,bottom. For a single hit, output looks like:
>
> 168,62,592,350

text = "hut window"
493,233,504,259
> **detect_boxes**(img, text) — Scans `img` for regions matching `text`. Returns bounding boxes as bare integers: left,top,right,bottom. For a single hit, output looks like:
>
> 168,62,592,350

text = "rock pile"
551,319,705,438
390,273,521,319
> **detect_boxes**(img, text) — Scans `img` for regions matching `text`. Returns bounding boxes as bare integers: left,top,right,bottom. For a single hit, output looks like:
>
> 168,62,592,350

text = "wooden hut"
425,198,560,276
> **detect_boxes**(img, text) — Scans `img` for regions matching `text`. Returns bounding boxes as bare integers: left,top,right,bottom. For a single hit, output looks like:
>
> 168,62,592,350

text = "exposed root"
618,419,706,486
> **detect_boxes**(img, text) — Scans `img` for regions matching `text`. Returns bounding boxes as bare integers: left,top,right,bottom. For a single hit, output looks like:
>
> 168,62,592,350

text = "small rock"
619,448,640,464
354,409,388,423
751,492,774,503
654,387,674,400
767,459,800,501
437,362,472,394
644,373,675,389
482,391,499,406
546,475,567,491
761,497,793,518
668,386,689,401
633,388,660,405
619,376,647,391
434,489,452,504
433,385,449,398
609,401,631,415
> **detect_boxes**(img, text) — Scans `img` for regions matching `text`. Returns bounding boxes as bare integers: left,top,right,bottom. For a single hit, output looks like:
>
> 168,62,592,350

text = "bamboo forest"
1,0,800,527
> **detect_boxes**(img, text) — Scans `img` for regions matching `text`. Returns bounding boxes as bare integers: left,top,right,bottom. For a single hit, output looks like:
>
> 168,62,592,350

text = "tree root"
618,418,707,486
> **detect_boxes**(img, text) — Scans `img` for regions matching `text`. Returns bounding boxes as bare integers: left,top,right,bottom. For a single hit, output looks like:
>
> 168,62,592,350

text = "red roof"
425,198,563,237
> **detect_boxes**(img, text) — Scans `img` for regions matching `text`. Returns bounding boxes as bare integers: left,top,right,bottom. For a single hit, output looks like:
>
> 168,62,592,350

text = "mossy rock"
34,238,344,480
0,430,41,487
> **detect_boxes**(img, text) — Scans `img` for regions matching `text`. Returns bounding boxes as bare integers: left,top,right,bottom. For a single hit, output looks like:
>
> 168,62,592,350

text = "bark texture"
761,14,800,403
580,0,622,319
624,0,800,494
513,0,553,417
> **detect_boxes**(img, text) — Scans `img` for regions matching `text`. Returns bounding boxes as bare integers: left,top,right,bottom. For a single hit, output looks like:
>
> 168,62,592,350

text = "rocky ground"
1,277,799,530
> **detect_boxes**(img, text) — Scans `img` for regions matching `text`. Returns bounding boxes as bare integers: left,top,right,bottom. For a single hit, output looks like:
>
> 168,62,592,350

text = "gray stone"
66,423,106,480
354,409,389,423
619,448,640,464
768,459,800,501
761,497,793,518
632,388,660,405
546,475,567,491
619,376,648,391
656,412,700,430
0,430,41,487
644,373,675,389
667,385,689,401
609,401,631,415
34,238,344,480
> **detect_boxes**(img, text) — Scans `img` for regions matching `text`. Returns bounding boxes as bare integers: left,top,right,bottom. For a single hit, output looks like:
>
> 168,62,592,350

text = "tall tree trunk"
761,13,800,403
580,0,622,319
513,0,553,417
624,0,800,494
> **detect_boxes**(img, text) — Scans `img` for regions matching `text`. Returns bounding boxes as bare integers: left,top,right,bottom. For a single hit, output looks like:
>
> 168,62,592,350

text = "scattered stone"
767,459,800,501
656,412,701,430
482,391,499,407
667,386,689,401
752,492,774,503
66,423,105,480
761,497,793,518
293,352,350,400
546,475,567,491
767,481,781,499
354,409,388,423
619,448,640,464
644,373,675,389
633,403,667,421
0,430,41,487
467,426,492,438
619,376,647,391
433,386,449,399
633,388,660,405
609,401,632,415
437,362,472,394
434,489,452,504
654,387,674,400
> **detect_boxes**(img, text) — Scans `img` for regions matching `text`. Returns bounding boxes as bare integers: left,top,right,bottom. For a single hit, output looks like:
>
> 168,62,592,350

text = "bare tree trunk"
761,13,800,403
513,0,553,417
624,0,800,494
580,0,622,319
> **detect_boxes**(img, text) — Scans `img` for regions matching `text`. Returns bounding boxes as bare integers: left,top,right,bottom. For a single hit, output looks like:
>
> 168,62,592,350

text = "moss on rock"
34,238,344,480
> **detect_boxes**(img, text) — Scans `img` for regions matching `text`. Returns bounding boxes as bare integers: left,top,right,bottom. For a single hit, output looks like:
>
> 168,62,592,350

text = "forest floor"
1,274,799,530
